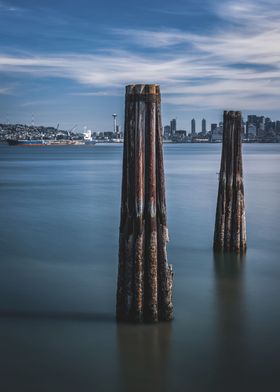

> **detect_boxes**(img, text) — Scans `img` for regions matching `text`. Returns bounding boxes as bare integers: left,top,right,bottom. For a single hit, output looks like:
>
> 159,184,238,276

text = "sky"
0,0,280,132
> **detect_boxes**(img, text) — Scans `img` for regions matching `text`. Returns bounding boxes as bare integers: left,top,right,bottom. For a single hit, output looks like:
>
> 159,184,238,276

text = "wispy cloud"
112,28,197,48
0,0,279,111
0,1,20,12
72,91,122,97
0,85,13,94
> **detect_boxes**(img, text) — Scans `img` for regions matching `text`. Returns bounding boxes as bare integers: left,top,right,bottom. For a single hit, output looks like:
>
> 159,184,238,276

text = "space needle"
112,113,117,134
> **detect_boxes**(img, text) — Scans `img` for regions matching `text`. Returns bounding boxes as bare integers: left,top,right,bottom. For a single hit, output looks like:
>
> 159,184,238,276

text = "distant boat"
83,129,96,145
7,139,86,146
7,139,45,146
84,139,96,145
45,140,85,146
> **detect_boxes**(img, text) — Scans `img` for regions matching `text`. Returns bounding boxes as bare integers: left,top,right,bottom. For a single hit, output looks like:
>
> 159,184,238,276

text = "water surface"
0,143,279,391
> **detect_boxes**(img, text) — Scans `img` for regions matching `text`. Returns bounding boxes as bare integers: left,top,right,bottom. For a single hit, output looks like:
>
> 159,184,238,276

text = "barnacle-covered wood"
213,111,247,253
117,84,173,323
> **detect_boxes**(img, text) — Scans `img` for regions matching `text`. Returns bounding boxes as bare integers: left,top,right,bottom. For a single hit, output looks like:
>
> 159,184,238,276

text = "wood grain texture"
116,84,173,323
214,111,247,253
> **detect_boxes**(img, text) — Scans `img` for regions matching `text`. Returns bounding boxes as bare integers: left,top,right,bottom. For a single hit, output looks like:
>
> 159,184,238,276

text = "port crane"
68,124,77,140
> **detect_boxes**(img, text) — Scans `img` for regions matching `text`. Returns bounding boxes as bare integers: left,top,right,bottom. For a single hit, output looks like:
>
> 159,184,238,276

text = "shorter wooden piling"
213,111,246,253
116,84,173,323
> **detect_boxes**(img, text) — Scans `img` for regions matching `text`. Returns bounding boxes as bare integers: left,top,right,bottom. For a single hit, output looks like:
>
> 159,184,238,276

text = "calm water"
0,143,279,391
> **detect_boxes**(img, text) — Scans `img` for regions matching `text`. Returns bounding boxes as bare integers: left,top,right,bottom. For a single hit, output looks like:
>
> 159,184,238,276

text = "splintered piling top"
125,84,161,101
224,110,241,118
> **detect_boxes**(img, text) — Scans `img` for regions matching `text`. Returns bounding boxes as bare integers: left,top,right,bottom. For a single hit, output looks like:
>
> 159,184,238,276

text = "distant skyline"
0,0,280,131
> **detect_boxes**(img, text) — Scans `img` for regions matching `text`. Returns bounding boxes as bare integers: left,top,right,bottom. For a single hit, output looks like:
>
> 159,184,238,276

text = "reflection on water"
214,253,248,389
0,309,114,323
214,252,245,277
0,144,280,391
116,323,172,392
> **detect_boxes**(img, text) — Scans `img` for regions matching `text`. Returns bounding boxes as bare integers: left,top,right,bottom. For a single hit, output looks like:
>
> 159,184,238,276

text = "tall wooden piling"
116,84,173,323
213,111,246,253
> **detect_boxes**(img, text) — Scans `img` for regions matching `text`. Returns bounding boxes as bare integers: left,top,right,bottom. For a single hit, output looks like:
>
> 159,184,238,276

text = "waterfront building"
248,124,257,139
211,123,223,142
173,130,187,142
104,131,114,139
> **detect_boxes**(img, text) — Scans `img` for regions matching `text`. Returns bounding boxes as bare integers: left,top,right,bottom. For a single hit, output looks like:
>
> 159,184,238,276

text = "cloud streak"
0,1,20,12
0,85,13,94
0,0,279,111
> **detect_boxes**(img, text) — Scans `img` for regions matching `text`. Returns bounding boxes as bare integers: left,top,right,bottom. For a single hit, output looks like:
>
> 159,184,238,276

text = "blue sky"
0,0,280,131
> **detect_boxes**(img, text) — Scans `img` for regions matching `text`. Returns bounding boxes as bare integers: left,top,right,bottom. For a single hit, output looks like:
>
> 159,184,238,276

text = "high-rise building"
191,118,196,135
247,115,257,125
211,123,223,142
265,117,272,132
164,125,171,139
247,115,265,137
211,123,217,132
202,118,206,134
258,117,265,135
248,124,257,137
170,119,176,135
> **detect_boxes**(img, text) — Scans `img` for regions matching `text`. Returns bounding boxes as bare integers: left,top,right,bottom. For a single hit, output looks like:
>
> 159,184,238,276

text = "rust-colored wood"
214,111,246,253
116,84,173,323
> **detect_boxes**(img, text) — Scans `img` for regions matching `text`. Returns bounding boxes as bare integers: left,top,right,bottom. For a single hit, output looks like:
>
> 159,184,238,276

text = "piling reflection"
214,252,245,277
214,252,248,387
116,322,172,392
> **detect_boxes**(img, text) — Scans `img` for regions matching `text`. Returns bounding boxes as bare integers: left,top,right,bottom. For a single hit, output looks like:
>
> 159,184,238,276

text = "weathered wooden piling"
116,84,173,323
213,111,246,253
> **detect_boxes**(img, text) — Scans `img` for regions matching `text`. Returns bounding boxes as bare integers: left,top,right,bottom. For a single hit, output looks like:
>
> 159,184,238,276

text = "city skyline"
2,111,280,133
0,0,280,130
2,110,279,144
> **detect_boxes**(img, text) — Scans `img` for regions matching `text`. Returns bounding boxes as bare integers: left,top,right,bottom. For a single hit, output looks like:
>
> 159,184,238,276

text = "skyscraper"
170,119,176,136
211,123,217,132
191,118,196,135
265,117,272,132
164,125,171,139
202,118,206,134
247,115,257,125
247,115,265,137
